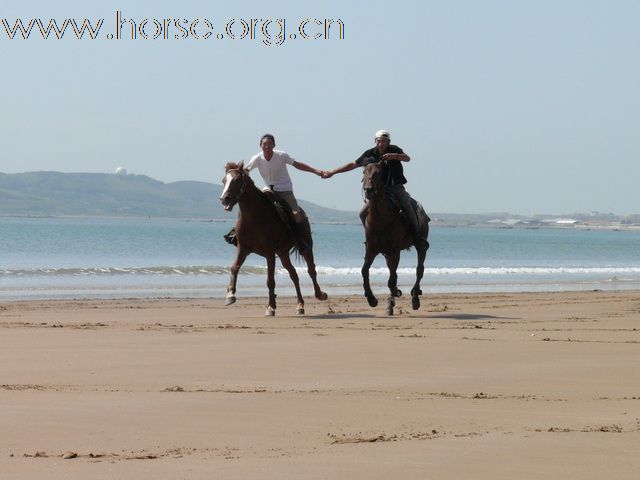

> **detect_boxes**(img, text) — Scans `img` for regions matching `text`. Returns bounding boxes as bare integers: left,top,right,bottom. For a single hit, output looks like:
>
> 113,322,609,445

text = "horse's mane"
225,161,243,171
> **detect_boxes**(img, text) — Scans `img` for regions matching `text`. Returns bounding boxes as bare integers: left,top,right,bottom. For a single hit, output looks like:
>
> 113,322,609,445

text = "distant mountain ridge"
0,171,358,222
4,172,635,227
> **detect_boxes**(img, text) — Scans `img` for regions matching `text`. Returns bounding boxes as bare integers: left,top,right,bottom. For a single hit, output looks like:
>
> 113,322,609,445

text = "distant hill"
0,171,359,223
5,172,634,228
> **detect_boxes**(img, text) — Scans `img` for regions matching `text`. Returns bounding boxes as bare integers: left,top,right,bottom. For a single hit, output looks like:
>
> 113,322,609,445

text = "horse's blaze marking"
220,172,234,198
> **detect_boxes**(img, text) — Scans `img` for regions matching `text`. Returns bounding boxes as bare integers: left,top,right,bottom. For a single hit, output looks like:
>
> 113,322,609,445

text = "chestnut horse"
361,161,430,315
220,162,328,316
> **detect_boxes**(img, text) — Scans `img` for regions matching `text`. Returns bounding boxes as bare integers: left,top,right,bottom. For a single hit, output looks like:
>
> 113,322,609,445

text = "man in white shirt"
223,134,325,249
245,133,324,223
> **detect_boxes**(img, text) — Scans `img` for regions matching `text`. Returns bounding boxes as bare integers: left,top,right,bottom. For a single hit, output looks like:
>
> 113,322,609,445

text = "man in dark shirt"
323,130,420,237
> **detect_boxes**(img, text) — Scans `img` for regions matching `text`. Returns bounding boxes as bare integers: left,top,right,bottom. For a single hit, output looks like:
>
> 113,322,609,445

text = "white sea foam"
3,218,640,301
3,265,640,277
309,266,640,276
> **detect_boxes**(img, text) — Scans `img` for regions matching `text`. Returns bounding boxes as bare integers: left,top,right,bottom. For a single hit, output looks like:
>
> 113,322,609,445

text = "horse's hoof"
225,295,236,306
412,296,421,310
316,291,328,301
366,295,378,308
386,296,395,315
296,307,305,316
265,306,275,317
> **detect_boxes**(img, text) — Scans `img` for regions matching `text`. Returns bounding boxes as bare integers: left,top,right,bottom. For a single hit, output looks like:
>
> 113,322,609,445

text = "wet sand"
1,291,639,479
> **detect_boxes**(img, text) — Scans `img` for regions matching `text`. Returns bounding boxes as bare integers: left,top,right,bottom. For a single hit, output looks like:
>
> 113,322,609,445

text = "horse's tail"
291,208,313,263
290,244,301,262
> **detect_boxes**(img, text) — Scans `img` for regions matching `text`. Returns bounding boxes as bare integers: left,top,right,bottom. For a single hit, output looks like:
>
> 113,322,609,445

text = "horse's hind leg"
226,247,249,305
280,252,305,315
265,254,277,316
385,252,401,316
301,248,328,301
298,218,327,302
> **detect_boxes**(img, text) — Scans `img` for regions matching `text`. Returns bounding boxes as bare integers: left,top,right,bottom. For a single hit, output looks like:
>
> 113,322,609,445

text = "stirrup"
224,229,238,246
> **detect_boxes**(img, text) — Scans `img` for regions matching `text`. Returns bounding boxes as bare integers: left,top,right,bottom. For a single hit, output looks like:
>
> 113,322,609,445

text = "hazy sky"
2,0,639,215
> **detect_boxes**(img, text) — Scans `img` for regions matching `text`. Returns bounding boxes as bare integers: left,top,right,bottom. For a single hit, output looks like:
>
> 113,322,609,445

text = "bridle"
225,168,248,200
362,162,384,200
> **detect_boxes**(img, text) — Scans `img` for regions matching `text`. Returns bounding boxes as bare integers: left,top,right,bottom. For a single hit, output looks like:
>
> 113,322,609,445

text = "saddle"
384,189,431,226
262,189,310,254
262,189,297,228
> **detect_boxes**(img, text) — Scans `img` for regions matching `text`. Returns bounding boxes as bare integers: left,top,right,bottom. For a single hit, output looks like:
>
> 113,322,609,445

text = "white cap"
375,129,390,140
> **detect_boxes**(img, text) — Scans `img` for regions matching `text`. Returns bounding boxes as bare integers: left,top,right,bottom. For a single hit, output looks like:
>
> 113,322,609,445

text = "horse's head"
362,161,385,200
220,161,247,211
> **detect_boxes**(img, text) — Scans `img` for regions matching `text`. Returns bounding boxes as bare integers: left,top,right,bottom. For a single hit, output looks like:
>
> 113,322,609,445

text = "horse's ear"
224,162,233,172
237,160,245,171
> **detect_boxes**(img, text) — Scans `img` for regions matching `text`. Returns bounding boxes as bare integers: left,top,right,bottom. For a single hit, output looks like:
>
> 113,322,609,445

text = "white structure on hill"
541,218,579,226
115,166,127,176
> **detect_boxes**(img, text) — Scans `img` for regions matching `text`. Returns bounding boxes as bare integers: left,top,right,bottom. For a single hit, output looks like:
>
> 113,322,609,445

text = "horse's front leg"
265,254,277,316
362,247,378,308
279,251,305,315
226,247,249,305
411,237,428,310
384,251,401,316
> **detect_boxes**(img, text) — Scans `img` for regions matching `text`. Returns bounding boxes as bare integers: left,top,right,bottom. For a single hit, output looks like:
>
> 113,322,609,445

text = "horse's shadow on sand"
300,313,519,321
300,313,377,320
412,313,520,321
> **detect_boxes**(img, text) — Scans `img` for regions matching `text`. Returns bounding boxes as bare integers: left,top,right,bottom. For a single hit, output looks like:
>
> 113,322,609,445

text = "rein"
229,168,248,199
362,164,402,230
362,163,385,200
361,180,368,203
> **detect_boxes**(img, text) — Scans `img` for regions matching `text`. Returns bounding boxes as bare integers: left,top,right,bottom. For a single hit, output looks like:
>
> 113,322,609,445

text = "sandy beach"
1,291,639,479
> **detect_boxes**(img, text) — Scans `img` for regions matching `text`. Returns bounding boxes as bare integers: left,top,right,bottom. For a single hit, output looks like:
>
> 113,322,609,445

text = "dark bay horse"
361,161,430,315
220,162,328,316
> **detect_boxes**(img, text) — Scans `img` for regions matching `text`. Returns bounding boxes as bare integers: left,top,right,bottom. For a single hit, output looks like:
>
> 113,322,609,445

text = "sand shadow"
302,313,377,320
299,313,519,321
427,313,520,321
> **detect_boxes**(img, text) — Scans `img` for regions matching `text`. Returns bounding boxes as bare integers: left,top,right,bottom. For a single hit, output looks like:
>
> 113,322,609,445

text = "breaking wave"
316,266,640,276
3,265,640,277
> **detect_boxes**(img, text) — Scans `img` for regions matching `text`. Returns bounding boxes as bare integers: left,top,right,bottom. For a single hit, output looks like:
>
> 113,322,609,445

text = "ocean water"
1,216,640,300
